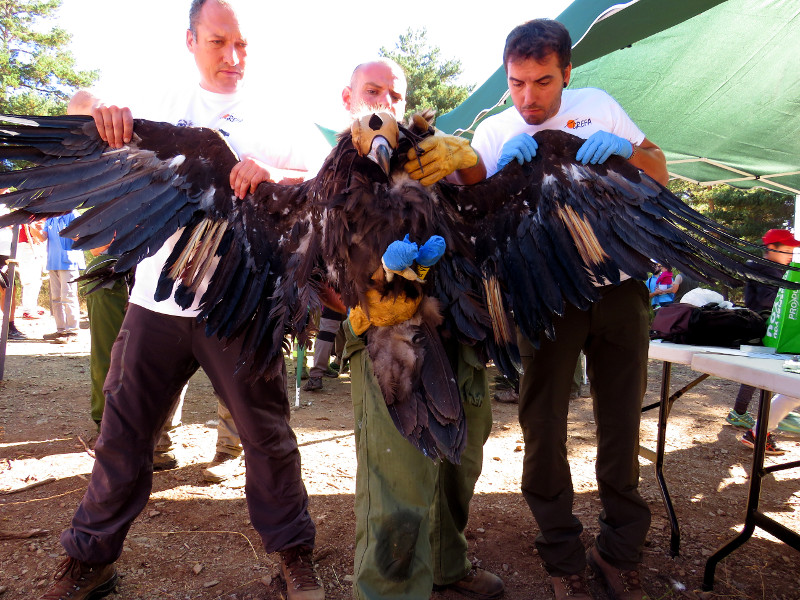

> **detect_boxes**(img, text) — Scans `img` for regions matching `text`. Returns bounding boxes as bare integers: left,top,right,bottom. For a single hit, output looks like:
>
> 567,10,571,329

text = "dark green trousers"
344,324,491,600
83,256,128,425
518,278,651,576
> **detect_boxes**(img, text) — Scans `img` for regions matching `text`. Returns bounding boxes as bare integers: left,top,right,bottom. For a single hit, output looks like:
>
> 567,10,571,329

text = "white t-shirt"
472,87,645,178
472,87,645,286
128,84,330,316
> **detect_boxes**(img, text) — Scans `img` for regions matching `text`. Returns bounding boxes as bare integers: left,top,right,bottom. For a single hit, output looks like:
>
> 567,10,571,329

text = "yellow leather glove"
348,288,422,335
404,133,478,185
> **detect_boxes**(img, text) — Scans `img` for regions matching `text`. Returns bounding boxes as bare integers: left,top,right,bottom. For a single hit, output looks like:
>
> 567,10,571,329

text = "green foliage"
668,180,795,244
667,180,796,303
379,27,474,120
0,0,98,115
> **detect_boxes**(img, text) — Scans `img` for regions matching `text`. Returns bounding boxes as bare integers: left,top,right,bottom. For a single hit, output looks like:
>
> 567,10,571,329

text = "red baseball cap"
762,229,800,247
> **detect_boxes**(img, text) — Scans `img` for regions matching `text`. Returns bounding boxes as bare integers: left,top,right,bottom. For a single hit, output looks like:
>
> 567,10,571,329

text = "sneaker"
43,331,67,340
777,412,800,435
153,449,178,470
302,377,323,392
279,545,324,600
202,451,244,483
39,556,118,600
321,367,339,378
22,309,46,319
740,428,784,455
726,409,755,429
433,567,505,600
550,573,591,600
587,545,643,600
8,327,28,341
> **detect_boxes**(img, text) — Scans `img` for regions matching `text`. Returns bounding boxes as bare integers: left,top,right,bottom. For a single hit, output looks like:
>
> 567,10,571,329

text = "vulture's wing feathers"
0,114,321,380
446,129,799,346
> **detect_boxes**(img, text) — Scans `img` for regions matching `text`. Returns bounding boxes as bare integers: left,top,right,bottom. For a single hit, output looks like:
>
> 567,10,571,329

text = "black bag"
651,303,766,347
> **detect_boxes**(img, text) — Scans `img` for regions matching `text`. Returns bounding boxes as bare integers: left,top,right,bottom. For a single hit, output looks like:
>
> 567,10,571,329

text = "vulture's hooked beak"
351,111,399,177
369,136,392,176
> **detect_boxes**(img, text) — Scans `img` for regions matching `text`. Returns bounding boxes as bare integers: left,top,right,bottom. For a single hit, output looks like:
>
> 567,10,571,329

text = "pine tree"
0,0,98,115
668,181,795,244
380,27,473,120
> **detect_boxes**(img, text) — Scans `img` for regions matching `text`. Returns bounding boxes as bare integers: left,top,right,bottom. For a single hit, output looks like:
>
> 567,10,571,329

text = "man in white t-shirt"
41,2,328,600
470,19,668,600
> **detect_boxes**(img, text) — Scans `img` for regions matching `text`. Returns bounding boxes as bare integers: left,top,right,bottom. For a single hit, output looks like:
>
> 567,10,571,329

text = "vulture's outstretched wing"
0,114,322,380
439,129,799,348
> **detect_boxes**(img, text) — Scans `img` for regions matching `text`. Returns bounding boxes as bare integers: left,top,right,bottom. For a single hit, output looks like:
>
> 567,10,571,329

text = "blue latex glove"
417,235,446,267
497,133,539,171
382,234,418,271
575,130,633,165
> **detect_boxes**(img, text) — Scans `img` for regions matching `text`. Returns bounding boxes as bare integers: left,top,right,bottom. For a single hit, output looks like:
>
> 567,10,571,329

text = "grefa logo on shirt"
222,113,243,123
566,117,592,129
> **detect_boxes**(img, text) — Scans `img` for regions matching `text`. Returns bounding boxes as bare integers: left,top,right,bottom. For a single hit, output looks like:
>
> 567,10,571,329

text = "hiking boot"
202,451,244,483
279,545,324,600
321,367,339,378
740,428,784,455
777,412,800,435
53,331,78,344
153,449,178,470
302,377,323,392
331,360,349,375
726,409,755,428
587,545,643,600
550,573,591,600
434,567,504,599
39,556,118,600
493,389,518,404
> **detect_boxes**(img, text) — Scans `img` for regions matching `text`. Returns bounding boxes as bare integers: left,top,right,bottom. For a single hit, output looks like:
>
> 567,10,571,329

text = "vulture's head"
351,110,399,176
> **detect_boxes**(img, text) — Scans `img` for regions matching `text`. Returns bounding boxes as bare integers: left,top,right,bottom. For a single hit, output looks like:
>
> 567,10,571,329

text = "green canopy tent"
436,0,800,203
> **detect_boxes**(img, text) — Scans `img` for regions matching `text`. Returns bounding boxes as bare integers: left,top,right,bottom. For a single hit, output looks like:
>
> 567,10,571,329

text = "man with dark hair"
470,18,668,600
38,2,328,599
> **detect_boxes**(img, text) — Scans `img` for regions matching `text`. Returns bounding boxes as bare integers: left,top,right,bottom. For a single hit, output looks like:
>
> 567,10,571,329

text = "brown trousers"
518,279,651,576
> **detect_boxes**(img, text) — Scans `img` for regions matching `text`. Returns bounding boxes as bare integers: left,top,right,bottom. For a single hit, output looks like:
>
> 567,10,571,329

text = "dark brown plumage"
0,112,797,463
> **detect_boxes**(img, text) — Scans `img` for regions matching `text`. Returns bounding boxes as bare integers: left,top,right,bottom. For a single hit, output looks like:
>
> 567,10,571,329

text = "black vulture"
0,111,794,462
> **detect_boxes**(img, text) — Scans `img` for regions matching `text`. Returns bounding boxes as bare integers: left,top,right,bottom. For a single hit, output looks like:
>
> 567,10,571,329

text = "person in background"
645,262,674,309
16,220,48,320
302,307,345,392
739,392,800,455
0,204,28,341
470,19,668,600
726,228,800,434
43,211,85,343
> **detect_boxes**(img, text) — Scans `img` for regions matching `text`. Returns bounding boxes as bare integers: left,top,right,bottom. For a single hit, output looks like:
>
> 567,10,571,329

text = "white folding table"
688,353,800,590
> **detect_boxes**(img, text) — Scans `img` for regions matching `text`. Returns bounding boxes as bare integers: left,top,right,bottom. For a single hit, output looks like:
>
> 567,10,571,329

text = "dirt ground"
1,314,799,600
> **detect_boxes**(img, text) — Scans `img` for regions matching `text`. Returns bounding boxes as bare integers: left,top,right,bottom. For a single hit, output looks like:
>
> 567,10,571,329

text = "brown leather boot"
550,573,592,600
280,545,324,600
39,556,118,600
587,546,643,600
434,566,505,599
